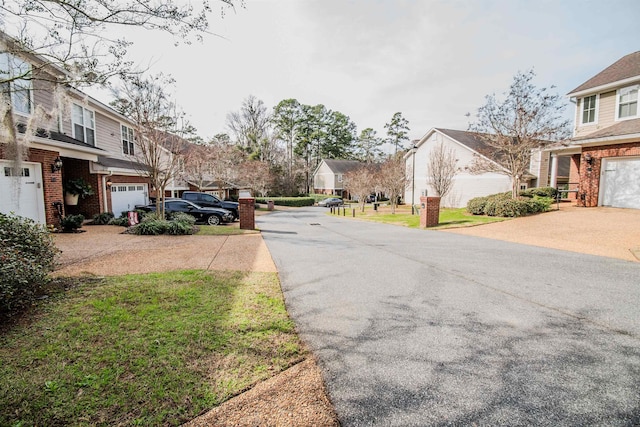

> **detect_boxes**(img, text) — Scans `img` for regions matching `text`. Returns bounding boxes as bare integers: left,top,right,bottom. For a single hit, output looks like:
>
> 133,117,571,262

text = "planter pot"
65,193,79,206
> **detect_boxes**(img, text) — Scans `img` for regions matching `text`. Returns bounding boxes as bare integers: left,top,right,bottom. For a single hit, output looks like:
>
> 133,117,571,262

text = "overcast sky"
100,0,640,144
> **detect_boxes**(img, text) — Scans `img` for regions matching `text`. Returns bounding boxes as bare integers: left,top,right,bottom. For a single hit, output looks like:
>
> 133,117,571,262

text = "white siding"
405,130,512,208
313,162,337,191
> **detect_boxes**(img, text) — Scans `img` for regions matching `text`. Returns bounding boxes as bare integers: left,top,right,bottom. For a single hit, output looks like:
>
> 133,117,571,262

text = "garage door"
0,160,46,223
600,157,640,209
111,184,147,216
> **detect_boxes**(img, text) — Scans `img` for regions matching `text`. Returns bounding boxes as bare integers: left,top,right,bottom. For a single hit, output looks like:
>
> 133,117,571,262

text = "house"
404,128,536,208
0,33,185,226
313,159,363,198
545,51,640,209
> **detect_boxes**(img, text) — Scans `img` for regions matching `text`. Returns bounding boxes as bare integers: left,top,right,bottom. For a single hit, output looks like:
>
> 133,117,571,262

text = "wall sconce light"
51,156,63,173
106,178,113,190
584,153,593,165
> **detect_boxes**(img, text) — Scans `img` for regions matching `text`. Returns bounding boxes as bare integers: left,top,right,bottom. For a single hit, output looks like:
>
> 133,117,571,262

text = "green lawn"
336,205,508,229
0,270,304,426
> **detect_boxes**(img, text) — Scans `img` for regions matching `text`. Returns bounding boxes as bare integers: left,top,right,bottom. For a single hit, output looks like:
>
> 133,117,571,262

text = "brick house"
545,51,640,209
1,32,187,226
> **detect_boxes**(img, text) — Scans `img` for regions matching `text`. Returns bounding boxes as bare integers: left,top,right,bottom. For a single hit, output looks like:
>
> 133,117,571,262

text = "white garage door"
111,184,147,216
0,160,46,223
600,157,640,209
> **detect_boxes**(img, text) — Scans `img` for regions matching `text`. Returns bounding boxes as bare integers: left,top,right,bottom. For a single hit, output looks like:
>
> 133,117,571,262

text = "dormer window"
581,95,597,124
0,53,33,115
617,85,638,120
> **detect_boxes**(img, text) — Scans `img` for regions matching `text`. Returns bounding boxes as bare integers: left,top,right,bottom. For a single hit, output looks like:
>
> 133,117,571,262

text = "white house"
405,128,524,208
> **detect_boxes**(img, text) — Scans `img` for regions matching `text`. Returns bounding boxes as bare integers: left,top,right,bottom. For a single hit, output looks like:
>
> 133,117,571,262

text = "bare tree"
240,160,274,197
344,166,376,212
226,95,276,162
427,141,458,199
469,69,570,197
376,153,406,214
111,74,193,218
181,143,217,191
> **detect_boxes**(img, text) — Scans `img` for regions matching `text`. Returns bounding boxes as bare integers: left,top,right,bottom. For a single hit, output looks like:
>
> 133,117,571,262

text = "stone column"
239,198,255,230
419,196,441,228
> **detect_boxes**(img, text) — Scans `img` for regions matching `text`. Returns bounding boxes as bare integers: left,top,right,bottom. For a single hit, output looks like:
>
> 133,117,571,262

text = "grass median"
0,270,304,426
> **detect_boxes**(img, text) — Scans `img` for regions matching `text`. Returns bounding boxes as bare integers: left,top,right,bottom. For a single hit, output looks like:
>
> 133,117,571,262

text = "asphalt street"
258,207,640,427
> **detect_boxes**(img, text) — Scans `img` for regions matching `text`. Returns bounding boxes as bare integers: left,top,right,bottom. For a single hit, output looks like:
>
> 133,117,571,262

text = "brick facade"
61,158,101,219
574,141,640,207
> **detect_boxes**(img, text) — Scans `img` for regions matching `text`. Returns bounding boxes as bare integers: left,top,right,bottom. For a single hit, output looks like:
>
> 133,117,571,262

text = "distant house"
545,51,640,209
313,159,363,198
405,128,536,208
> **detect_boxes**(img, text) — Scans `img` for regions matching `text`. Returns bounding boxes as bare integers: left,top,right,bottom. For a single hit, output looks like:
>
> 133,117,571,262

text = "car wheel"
207,215,221,226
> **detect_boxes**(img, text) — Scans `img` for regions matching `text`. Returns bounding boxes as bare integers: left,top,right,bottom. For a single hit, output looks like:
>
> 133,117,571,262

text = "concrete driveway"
259,207,640,426
53,225,276,276
443,204,640,262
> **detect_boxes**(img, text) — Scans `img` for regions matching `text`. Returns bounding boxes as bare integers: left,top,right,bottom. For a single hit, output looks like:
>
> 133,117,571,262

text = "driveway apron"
258,207,640,426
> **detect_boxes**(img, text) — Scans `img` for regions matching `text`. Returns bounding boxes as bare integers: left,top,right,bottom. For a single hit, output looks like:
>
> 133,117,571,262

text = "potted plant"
64,178,94,205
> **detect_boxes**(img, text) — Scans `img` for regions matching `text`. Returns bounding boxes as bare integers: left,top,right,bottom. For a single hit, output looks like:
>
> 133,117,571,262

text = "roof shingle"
568,51,640,95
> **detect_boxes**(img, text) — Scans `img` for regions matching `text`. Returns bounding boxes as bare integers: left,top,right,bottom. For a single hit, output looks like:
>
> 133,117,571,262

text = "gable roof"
435,128,493,153
568,51,640,96
320,159,363,174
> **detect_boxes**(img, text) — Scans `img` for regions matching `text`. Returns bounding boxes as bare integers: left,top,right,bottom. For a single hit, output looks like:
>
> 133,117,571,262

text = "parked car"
318,197,343,207
138,200,234,225
181,192,239,220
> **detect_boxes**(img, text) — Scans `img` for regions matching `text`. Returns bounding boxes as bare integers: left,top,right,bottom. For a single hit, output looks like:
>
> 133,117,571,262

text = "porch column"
549,154,559,188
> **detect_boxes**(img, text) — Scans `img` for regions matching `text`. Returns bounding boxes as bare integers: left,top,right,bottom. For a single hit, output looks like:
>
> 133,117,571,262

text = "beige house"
313,159,362,198
545,51,640,209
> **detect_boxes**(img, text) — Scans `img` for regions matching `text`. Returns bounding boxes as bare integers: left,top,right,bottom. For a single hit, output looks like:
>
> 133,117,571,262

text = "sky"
93,0,640,145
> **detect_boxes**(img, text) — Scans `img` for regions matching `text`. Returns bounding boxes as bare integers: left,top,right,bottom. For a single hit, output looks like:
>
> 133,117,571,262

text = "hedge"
467,192,553,217
519,187,558,199
255,197,315,207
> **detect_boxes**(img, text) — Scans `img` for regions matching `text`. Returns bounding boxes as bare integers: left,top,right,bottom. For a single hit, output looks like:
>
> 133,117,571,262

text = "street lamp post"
411,144,417,215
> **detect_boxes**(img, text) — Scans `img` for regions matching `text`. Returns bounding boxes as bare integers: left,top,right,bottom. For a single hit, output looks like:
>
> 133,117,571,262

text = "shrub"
0,213,60,314
60,214,85,232
165,220,195,235
519,187,558,199
466,192,552,217
130,219,169,235
91,212,114,225
108,217,129,227
467,197,489,215
168,212,196,225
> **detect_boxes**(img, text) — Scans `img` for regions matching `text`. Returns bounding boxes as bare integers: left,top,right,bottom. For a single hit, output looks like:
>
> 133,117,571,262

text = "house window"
617,86,638,119
121,124,135,155
72,104,96,145
581,95,597,124
337,174,343,182
0,53,33,115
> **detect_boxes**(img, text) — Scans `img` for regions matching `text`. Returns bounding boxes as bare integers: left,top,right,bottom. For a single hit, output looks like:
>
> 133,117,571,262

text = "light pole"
411,144,417,215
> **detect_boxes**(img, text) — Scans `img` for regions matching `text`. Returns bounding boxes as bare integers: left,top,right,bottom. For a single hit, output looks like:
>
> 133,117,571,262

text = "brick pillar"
239,198,255,230
420,196,441,228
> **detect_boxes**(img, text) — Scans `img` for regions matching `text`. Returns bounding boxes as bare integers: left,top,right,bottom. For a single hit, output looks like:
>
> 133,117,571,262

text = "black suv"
181,192,239,220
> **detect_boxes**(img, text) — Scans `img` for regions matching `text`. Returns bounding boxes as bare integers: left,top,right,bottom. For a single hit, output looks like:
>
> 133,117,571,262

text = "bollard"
352,208,355,217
